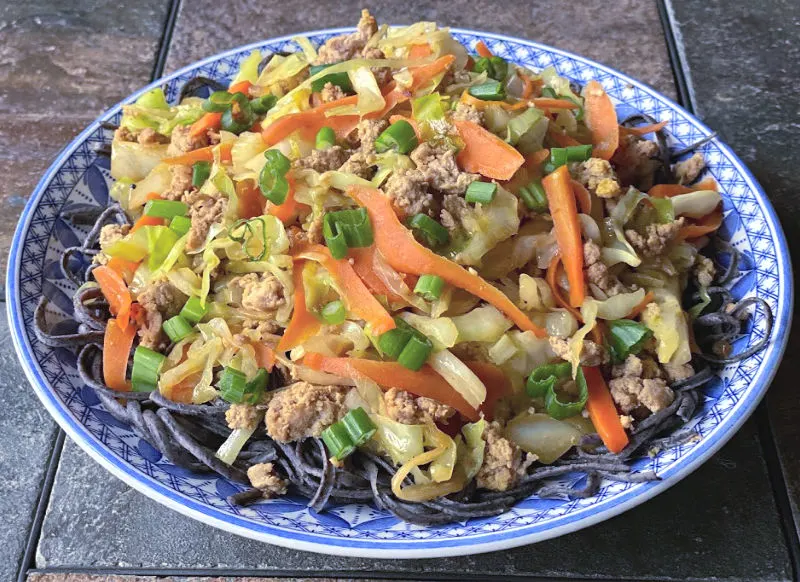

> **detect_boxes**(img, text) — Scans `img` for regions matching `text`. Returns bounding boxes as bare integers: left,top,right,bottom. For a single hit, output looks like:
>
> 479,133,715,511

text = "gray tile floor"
3,0,799,580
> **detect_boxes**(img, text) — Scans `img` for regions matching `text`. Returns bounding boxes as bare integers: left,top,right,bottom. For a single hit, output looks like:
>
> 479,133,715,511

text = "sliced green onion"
414,274,445,301
242,368,269,405
342,407,376,446
169,215,192,237
320,300,346,325
264,149,292,175
228,217,269,261
131,346,166,392
465,181,497,204
542,161,557,174
192,161,211,188
311,71,353,93
472,57,492,76
526,362,572,398
180,296,208,324
519,180,548,212
310,64,333,77
144,199,188,220
374,120,418,155
259,166,289,204
407,214,449,248
607,319,653,363
549,147,569,168
250,94,277,115
545,366,588,419
162,315,193,343
220,92,254,134
397,334,433,371
219,366,247,403
488,56,508,81
146,226,179,271
541,87,557,99
323,208,374,259
321,422,356,460
565,144,593,162
315,126,336,150
468,80,505,101
202,91,236,113
378,318,418,360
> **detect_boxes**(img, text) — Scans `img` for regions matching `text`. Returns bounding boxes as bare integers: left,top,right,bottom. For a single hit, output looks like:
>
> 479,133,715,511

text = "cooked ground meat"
231,272,285,312
164,164,193,201
452,102,484,125
476,422,534,492
383,169,438,217
137,127,168,145
662,361,695,383
225,403,261,430
247,462,288,498
612,133,660,189
440,193,470,231
383,388,456,425
674,152,706,185
320,81,346,103
573,158,621,198
583,240,626,296
114,126,137,142
240,318,282,340
409,141,478,196
440,68,471,92
694,254,716,288
314,9,378,65
549,337,608,367
165,125,210,201
339,151,375,180
294,145,350,173
355,118,388,154
609,376,675,414
625,218,685,258
183,190,228,251
363,45,393,86
265,382,350,442
98,224,130,252
136,279,186,349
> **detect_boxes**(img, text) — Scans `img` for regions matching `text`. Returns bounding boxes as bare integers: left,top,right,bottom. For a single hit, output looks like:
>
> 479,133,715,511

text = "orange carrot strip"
93,265,133,331
583,80,619,160
130,215,164,233
547,125,583,147
189,112,222,140
543,166,585,308
454,119,525,180
252,343,276,372
530,98,580,110
648,178,719,198
236,178,266,219
304,352,479,421
678,208,723,240
164,142,233,165
276,259,321,352
627,291,655,319
468,361,511,422
296,245,396,335
348,185,545,337
103,318,136,391
268,175,305,223
228,80,253,95
583,366,629,453
475,40,493,58
145,191,161,201
547,255,583,322
349,246,407,304
408,43,433,59
620,120,668,136
571,179,592,215
520,74,541,100
106,257,140,284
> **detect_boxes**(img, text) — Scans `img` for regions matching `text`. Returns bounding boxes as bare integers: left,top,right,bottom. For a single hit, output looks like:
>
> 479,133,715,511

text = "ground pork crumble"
265,382,350,442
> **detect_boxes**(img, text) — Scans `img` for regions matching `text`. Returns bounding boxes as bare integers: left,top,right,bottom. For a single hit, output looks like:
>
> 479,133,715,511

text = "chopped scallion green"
374,120,418,154
407,214,449,248
144,199,188,220
465,181,497,204
162,315,193,344
180,296,208,324
321,300,346,325
414,274,445,301
131,346,166,392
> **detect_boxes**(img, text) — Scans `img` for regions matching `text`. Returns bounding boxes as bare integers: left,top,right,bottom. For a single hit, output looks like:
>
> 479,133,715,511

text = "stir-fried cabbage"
601,188,645,267
327,67,384,117
489,330,553,378
371,415,425,465
566,299,600,376
451,304,513,343
670,190,722,218
428,349,487,408
111,140,168,182
641,289,692,365
399,312,458,350
592,288,646,320
505,412,584,464
232,50,262,85
545,309,579,338
450,186,520,266
456,419,486,480
519,274,554,312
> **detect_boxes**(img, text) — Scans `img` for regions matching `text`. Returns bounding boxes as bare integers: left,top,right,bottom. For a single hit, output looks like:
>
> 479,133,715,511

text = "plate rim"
6,26,794,558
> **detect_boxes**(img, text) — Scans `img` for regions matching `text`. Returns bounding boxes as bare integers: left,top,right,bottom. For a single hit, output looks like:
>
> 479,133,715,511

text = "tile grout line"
657,1,800,579
15,0,182,580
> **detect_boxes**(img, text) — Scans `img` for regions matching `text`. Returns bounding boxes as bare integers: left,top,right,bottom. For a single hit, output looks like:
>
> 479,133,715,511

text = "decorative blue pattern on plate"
6,28,793,557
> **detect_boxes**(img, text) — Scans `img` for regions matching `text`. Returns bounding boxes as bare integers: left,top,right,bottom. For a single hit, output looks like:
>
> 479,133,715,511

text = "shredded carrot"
267,175,306,223
408,43,433,59
530,98,580,110
235,178,266,219
276,260,321,353
459,92,576,112
189,112,223,140
252,342,276,371
627,291,655,318
520,74,541,100
106,257,140,284
620,120,668,136
295,245,396,335
543,166,585,308
164,142,233,165
468,361,511,421
583,80,619,160
547,255,583,321
349,246,407,304
583,366,629,453
547,125,583,147
228,80,253,95
648,177,719,198
145,191,161,201
304,352,479,421
130,215,164,233
93,265,133,331
678,208,723,240
571,180,592,215
348,185,545,337
475,40,493,58
103,318,136,391
454,119,525,180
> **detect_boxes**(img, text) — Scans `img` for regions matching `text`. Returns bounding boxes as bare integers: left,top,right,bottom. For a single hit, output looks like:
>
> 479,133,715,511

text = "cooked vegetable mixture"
38,11,772,525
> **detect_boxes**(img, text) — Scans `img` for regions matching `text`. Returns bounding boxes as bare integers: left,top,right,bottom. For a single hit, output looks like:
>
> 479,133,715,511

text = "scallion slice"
143,199,188,220
549,147,570,168
162,315,193,343
374,120,418,154
607,319,653,363
169,215,192,237
219,366,247,403
526,362,589,420
131,346,166,392
202,90,236,113
407,214,449,248
342,407,376,446
323,208,374,259
321,300,346,324
414,274,445,301
192,161,211,188
397,334,433,371
250,94,277,115
565,144,593,162
518,180,548,212
242,368,269,405
465,181,497,204
321,422,356,460
258,149,292,205
315,126,336,150
468,80,505,101
310,71,353,93
180,296,208,324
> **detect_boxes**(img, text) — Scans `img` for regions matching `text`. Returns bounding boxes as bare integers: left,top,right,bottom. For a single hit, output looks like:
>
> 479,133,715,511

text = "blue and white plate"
7,28,793,557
